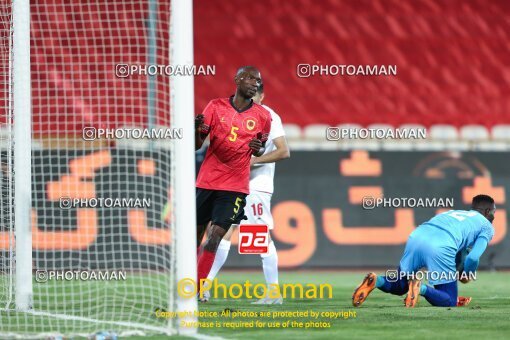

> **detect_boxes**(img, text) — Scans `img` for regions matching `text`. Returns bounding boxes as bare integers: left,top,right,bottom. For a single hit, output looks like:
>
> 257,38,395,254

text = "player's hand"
459,277,470,284
459,272,470,284
248,138,262,154
195,114,204,132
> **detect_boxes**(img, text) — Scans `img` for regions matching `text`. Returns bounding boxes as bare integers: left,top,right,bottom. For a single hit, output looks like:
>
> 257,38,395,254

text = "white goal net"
0,0,15,325
0,0,196,337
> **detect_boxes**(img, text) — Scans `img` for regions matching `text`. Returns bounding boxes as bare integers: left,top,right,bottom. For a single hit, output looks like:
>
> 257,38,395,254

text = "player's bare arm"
251,136,290,166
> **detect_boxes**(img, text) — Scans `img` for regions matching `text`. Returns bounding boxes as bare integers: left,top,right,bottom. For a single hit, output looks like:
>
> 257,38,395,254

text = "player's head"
471,194,496,223
252,83,264,105
235,66,262,99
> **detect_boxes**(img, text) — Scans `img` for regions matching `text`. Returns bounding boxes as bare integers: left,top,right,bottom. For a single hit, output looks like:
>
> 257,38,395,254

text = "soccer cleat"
352,272,377,307
404,279,421,308
457,296,472,307
251,297,283,305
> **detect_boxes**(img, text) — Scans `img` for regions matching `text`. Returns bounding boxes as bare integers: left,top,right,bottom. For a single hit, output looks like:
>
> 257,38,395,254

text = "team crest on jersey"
244,117,257,131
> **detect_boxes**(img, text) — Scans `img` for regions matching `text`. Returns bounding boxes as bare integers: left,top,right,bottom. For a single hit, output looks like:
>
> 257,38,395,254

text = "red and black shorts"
196,188,247,230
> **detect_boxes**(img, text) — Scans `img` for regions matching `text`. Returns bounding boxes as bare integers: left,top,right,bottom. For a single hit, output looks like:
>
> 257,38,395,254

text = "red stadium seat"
6,0,507,136
194,0,510,128
460,125,490,141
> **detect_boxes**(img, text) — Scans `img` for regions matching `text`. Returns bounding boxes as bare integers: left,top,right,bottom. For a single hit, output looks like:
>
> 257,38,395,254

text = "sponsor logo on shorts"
238,224,269,254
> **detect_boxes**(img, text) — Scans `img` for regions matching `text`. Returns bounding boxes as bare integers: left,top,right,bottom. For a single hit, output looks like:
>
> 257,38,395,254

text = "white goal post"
171,0,199,335
13,0,33,314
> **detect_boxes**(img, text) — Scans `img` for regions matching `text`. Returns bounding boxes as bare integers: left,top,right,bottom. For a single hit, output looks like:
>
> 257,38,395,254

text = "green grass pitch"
189,271,510,340
1,271,509,339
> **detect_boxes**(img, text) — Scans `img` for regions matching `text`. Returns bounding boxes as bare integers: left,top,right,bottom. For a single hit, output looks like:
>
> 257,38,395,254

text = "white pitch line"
2,309,227,339
3,309,173,337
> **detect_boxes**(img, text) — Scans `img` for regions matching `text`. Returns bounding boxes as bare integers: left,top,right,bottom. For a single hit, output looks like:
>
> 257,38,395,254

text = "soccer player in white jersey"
204,83,290,304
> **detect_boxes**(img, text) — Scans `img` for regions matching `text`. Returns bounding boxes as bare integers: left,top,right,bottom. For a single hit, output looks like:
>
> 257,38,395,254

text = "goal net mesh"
1,0,178,337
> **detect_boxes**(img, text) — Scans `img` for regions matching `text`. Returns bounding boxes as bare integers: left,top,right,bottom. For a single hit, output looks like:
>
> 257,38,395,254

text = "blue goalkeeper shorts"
399,224,458,285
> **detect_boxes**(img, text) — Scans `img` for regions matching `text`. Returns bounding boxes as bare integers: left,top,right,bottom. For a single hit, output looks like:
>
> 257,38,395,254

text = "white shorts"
241,191,274,230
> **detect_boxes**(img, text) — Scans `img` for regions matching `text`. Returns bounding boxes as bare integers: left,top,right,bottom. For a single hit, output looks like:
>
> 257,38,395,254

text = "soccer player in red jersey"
194,66,271,290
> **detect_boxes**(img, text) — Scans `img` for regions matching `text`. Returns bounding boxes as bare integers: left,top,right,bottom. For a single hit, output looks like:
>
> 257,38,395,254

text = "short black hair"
236,65,259,76
472,194,495,209
257,83,264,94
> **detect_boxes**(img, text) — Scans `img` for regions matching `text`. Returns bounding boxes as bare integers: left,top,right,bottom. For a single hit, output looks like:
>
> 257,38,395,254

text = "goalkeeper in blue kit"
353,194,495,308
